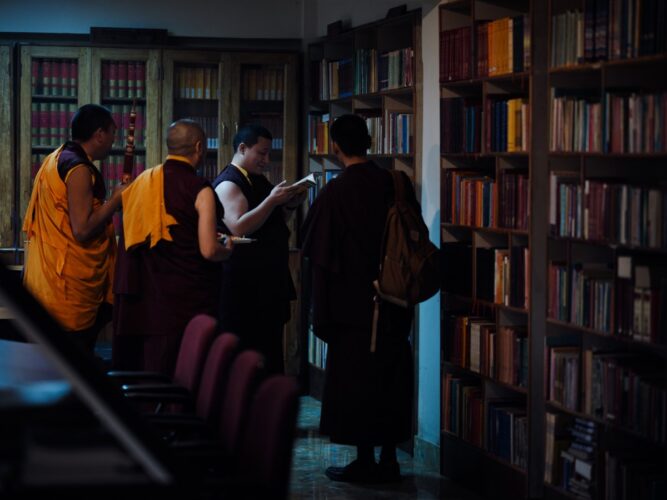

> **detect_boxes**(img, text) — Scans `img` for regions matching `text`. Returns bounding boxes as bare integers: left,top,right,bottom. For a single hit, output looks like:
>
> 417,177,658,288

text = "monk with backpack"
302,114,439,483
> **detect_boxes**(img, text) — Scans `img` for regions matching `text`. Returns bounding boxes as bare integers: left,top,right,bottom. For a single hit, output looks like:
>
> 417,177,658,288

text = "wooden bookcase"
0,45,14,248
439,0,666,499
91,48,161,200
18,45,92,246
303,9,422,397
439,1,533,497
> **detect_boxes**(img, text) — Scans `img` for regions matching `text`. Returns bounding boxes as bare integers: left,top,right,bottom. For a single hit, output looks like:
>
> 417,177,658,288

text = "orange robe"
22,145,116,331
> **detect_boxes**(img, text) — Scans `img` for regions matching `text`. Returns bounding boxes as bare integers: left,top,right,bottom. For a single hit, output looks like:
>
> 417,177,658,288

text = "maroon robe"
112,158,223,375
301,161,416,446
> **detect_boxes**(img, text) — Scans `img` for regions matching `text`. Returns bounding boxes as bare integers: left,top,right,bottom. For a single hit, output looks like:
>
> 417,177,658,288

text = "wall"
0,0,303,38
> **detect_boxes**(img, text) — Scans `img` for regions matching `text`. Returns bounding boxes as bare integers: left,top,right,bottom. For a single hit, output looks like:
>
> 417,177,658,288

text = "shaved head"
166,119,206,156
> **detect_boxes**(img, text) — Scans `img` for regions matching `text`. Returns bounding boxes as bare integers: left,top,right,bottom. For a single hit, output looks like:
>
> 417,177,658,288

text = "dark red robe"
112,158,223,375
301,161,416,446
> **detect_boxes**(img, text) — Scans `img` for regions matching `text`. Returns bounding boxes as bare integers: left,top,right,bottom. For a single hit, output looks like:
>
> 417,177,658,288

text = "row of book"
440,15,530,82
547,347,666,444
476,246,529,309
174,66,219,100
247,114,284,150
31,58,78,97
100,155,146,200
307,327,328,369
307,114,330,154
549,261,613,333
442,376,528,470
440,98,481,153
383,112,413,154
313,48,414,101
549,174,667,250
444,316,529,389
605,91,667,154
101,61,147,99
486,97,530,153
442,169,497,228
179,116,219,150
353,48,378,95
30,102,77,148
555,0,667,66
550,90,667,153
498,170,529,231
197,157,220,183
108,104,146,149
616,258,667,344
241,68,284,101
545,413,665,499
550,91,603,152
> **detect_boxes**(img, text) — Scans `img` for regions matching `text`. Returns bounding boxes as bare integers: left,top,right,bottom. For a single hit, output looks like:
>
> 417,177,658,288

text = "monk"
213,124,305,374
23,104,123,353
301,114,417,483
112,119,233,375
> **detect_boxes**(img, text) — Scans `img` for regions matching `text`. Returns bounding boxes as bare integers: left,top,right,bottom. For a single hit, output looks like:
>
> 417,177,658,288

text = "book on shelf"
486,399,527,467
32,58,78,97
440,98,482,154
545,411,573,485
548,344,580,412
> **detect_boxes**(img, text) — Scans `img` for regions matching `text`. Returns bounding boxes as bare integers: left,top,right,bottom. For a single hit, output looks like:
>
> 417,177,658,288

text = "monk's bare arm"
67,166,124,243
215,180,297,236
195,186,233,262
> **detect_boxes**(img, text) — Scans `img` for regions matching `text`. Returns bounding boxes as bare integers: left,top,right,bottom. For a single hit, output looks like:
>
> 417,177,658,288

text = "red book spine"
31,103,39,145
127,62,136,98
135,107,144,148
42,59,51,96
109,61,118,98
70,61,77,97
136,63,145,98
102,62,110,98
31,60,39,94
51,59,61,96
118,61,127,98
59,102,68,144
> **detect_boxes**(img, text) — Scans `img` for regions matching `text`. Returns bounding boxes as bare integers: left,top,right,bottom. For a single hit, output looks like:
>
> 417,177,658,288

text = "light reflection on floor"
288,397,483,499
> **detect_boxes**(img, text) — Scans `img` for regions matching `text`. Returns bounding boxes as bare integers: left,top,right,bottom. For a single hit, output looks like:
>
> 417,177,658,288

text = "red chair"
217,350,265,457
235,375,300,499
109,314,218,406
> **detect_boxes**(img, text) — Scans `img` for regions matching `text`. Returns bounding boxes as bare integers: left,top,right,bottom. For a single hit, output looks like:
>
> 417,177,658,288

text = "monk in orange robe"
23,104,125,353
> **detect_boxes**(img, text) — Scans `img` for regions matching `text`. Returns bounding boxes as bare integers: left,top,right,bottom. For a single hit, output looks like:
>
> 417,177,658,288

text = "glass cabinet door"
230,53,298,186
161,50,231,182
19,46,91,234
91,48,161,200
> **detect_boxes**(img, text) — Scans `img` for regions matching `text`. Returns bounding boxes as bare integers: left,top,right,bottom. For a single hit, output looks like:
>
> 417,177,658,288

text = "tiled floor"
288,397,483,499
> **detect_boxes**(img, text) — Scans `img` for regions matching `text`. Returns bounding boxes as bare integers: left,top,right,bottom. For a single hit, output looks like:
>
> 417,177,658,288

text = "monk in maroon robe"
112,119,233,375
302,115,417,483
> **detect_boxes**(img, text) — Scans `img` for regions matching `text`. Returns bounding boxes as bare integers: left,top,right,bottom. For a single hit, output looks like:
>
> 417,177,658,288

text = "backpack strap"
390,169,407,205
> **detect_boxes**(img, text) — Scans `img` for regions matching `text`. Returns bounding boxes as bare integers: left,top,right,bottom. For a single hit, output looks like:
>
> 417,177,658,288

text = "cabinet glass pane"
239,64,284,186
172,63,219,181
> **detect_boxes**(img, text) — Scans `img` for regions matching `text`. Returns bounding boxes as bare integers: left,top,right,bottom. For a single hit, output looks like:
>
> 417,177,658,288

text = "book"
290,173,317,190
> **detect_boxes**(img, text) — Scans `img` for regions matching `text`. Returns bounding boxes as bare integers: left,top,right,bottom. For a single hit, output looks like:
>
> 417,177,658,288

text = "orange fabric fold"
23,147,116,331
121,164,179,250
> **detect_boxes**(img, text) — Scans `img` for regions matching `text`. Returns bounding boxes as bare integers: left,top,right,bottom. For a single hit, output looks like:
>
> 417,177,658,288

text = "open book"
290,173,317,189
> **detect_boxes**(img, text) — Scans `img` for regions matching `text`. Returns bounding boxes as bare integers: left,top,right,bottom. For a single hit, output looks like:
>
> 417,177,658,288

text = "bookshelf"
440,0,667,499
543,1,667,499
0,45,13,248
439,0,534,497
161,50,231,182
303,9,422,397
91,48,161,201
18,45,92,245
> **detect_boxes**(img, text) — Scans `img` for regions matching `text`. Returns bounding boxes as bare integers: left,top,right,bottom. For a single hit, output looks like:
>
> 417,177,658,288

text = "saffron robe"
212,164,296,374
112,158,222,375
301,161,416,446
23,142,116,332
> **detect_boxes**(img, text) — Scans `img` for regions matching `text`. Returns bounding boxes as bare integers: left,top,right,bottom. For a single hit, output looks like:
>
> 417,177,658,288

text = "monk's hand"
285,188,308,209
110,182,129,210
268,180,299,206
220,232,234,260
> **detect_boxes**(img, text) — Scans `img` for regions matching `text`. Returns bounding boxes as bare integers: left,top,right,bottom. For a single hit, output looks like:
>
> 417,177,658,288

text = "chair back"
172,314,217,395
218,350,264,456
195,332,239,425
236,375,299,500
